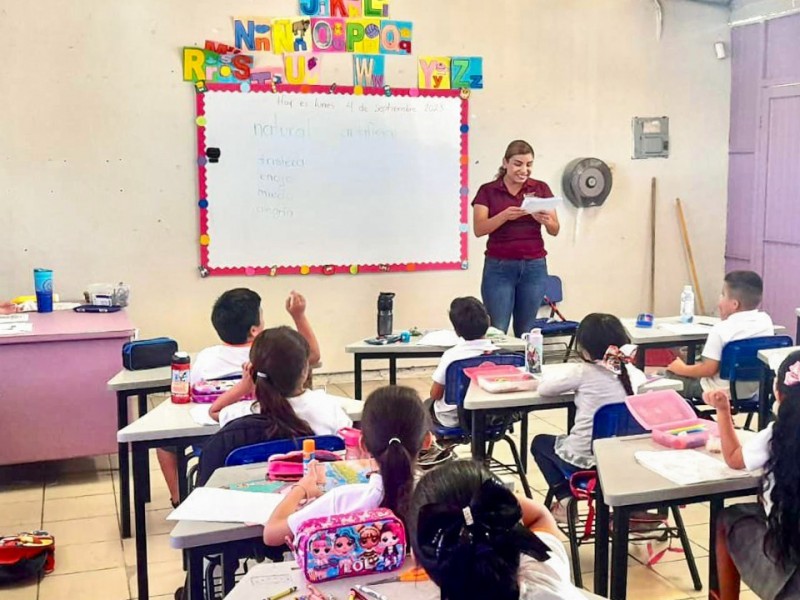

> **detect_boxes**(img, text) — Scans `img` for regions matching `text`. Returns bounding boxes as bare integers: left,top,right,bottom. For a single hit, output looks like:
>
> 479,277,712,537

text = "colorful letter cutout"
233,17,273,52
353,54,386,87
451,57,483,89
417,57,451,89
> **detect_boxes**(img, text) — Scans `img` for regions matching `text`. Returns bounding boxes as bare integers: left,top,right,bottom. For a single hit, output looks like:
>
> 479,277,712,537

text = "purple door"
757,85,800,332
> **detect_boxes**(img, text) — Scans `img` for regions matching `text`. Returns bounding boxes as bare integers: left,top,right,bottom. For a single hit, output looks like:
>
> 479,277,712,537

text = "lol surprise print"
357,523,381,570
379,522,403,570
329,529,357,574
308,533,334,581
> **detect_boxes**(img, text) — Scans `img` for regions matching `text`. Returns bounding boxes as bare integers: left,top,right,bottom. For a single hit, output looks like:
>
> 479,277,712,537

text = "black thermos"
377,292,395,337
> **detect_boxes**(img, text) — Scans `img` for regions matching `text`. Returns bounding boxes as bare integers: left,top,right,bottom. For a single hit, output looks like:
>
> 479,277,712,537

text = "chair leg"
565,497,583,589
671,505,702,592
544,488,555,510
564,335,576,363
503,435,532,499
487,441,495,459
744,412,754,431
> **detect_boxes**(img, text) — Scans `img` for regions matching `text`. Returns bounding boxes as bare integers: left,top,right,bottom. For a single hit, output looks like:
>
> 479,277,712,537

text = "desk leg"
686,343,697,365
471,411,487,463
635,348,646,371
709,498,724,592
610,507,630,600
187,548,204,600
132,443,150,600
138,394,152,504
389,357,397,386
176,445,189,501
117,392,132,539
520,416,528,473
222,549,238,595
594,484,610,597
354,355,363,400
758,367,772,431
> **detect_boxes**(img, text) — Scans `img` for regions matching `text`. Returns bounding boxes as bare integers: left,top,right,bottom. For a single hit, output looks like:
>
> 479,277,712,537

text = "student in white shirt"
705,350,800,600
207,327,351,434
158,287,321,507
531,313,646,521
668,271,773,400
410,460,584,600
427,297,498,428
263,386,432,545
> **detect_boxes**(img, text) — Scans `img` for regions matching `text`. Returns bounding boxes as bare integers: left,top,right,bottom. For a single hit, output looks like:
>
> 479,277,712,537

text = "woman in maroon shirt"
472,140,560,337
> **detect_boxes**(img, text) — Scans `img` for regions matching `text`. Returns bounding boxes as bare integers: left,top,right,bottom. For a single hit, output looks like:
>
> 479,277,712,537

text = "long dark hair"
763,350,800,564
360,386,430,524
496,140,534,179
576,313,634,395
248,327,314,440
410,460,551,600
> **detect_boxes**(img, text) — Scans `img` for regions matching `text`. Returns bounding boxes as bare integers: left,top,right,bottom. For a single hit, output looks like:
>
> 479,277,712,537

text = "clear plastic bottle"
680,285,695,324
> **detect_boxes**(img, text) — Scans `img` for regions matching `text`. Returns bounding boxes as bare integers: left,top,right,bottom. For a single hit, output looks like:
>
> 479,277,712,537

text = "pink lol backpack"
294,509,405,583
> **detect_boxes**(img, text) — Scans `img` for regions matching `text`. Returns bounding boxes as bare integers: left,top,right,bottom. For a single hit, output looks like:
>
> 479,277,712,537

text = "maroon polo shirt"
472,177,553,260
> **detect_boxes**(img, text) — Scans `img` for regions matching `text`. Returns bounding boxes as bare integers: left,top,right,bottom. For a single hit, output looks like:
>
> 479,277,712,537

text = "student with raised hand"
409,460,584,600
263,385,431,546
706,350,800,600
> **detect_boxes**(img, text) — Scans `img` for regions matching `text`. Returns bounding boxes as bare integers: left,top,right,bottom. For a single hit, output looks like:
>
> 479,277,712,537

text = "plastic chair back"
443,353,525,407
719,335,793,383
591,402,646,443
224,434,345,467
541,275,564,305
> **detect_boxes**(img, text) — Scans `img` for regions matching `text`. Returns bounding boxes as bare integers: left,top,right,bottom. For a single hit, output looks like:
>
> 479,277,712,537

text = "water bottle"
680,285,695,324
377,292,395,338
170,352,191,404
523,328,544,375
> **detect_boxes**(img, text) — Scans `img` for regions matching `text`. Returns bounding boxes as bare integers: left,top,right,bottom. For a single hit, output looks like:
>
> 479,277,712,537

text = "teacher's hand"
501,206,529,222
532,211,556,226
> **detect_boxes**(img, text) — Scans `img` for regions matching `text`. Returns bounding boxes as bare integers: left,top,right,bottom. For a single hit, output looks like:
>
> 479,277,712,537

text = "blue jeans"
480,257,548,338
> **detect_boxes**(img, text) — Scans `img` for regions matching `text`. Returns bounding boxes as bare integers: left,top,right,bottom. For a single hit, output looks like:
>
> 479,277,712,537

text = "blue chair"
719,335,794,430
225,434,345,466
433,353,532,499
542,403,700,590
529,275,579,362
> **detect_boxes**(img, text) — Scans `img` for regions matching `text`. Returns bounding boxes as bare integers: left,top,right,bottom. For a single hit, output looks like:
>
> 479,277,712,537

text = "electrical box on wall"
632,116,669,159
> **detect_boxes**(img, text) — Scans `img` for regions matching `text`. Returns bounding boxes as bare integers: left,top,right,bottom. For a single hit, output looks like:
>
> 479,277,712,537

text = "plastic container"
680,285,695,324
477,372,539,394
462,363,521,382
625,390,718,449
170,352,191,404
339,427,367,460
302,439,316,475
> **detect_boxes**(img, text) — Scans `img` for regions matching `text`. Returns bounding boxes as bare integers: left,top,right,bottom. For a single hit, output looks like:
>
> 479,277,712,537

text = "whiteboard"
196,85,469,276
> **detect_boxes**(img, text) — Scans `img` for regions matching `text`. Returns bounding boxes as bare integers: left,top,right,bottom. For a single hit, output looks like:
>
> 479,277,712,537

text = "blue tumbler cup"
33,268,53,313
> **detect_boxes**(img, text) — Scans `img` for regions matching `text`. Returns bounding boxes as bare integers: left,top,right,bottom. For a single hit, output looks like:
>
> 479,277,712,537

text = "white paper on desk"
635,450,751,486
659,323,713,336
0,323,33,334
166,487,283,524
418,329,461,347
189,404,217,426
0,314,28,322
521,195,563,213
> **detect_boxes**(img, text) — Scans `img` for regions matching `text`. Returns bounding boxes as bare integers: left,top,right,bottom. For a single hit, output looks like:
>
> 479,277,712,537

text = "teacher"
472,140,560,338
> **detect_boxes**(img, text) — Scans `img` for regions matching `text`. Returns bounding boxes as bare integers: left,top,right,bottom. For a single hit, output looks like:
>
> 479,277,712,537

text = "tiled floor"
0,373,757,599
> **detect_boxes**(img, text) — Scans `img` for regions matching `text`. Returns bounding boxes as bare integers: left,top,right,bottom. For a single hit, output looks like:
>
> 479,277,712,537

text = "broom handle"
675,198,706,315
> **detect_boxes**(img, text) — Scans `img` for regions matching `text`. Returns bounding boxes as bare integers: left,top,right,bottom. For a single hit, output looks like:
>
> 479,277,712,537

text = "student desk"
108,362,174,539
224,556,607,600
757,345,800,430
0,310,134,465
592,434,760,600
120,398,362,600
621,317,721,369
344,336,525,399
463,365,683,466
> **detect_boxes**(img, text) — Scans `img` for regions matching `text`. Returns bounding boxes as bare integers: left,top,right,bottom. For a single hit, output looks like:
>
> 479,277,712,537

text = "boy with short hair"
668,270,773,400
157,287,321,506
428,297,497,428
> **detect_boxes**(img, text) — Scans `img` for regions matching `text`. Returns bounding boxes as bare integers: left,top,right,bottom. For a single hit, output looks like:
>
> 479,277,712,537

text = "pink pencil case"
626,390,719,449
191,379,253,404
267,450,341,481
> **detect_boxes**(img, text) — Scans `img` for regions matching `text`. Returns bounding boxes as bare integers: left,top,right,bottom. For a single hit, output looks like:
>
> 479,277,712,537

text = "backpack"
294,508,405,583
0,531,55,583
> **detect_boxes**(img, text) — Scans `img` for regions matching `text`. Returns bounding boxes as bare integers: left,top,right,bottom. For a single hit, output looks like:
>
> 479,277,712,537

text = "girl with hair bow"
530,313,647,522
705,350,800,600
410,460,584,600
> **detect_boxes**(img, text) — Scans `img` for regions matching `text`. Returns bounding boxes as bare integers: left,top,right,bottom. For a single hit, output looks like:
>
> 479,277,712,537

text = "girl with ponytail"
707,350,800,600
410,460,584,600
531,313,646,520
264,385,431,546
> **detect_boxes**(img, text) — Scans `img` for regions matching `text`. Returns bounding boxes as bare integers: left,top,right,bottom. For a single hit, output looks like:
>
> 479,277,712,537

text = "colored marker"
267,586,297,600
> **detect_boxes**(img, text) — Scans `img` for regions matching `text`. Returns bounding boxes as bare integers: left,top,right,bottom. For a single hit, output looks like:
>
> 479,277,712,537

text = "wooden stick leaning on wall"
675,198,706,315
650,177,657,314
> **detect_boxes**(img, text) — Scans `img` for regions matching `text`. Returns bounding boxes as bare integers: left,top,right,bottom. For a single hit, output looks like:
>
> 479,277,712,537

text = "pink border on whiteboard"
195,83,469,277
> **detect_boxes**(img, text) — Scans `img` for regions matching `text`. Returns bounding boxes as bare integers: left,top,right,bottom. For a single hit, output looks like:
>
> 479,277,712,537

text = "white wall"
0,0,732,372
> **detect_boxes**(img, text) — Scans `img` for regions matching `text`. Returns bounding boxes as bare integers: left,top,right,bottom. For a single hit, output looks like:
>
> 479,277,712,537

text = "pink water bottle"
171,352,191,404
339,427,366,460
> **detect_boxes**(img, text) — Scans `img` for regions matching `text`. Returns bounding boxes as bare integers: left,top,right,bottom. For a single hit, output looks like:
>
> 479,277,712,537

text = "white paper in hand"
521,195,562,213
